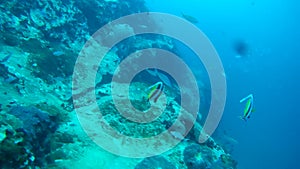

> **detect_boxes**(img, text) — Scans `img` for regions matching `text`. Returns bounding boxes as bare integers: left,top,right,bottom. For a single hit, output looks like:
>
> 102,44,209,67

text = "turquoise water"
146,0,300,168
0,0,299,168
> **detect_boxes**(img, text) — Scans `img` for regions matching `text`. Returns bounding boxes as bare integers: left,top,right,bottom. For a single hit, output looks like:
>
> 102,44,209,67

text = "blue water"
2,0,299,168
145,0,300,168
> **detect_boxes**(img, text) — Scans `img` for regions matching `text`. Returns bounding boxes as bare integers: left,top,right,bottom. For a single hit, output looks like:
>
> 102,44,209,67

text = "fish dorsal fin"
240,94,253,103
147,82,161,91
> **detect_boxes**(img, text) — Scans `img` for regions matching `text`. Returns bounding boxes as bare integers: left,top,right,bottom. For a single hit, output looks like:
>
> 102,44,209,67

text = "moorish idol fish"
147,81,164,103
239,94,254,121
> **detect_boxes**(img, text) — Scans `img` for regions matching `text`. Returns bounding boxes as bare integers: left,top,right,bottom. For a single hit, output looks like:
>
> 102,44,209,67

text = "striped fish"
147,82,164,103
239,94,254,121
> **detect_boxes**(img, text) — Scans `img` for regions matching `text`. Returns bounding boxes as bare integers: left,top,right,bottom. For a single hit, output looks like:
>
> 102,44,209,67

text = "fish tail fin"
238,116,247,122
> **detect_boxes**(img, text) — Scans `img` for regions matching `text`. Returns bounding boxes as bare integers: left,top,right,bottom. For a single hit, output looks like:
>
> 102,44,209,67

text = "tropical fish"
147,82,164,103
239,94,254,121
53,50,65,56
181,12,199,24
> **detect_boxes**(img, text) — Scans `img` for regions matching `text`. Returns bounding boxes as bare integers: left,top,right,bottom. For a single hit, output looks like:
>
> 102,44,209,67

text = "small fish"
181,12,199,24
239,94,254,121
53,51,65,56
147,82,164,103
138,25,147,29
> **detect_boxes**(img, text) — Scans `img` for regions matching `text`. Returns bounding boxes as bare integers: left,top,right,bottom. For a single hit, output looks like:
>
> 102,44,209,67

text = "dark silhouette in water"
181,12,199,24
233,40,249,57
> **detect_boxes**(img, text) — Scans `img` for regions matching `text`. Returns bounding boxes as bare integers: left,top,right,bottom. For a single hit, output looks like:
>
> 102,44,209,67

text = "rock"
2,33,20,46
0,113,33,168
183,144,213,169
9,106,58,136
135,156,176,169
6,106,59,167
220,154,238,168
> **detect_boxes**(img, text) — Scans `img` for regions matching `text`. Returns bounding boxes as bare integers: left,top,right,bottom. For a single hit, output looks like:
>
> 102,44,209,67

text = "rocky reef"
0,106,58,168
0,0,237,168
70,77,237,169
0,0,151,83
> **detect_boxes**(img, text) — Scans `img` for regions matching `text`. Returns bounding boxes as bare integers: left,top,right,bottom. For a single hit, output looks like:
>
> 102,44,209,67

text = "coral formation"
182,142,237,169
0,0,238,168
0,0,152,83
0,106,58,168
183,144,213,169
96,82,178,138
135,156,176,169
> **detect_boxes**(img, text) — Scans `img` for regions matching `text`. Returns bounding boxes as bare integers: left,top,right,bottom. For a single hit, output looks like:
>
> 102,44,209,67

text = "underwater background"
0,0,299,169
146,0,300,169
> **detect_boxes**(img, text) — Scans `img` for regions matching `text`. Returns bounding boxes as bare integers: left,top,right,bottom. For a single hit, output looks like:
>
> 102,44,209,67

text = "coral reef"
0,104,83,168
183,144,212,169
182,142,237,169
95,82,179,138
0,0,238,168
0,0,151,83
135,156,176,169
0,106,58,168
94,81,237,169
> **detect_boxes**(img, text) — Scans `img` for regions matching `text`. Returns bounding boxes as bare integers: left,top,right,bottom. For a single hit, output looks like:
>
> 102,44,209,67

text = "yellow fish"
239,94,254,121
147,82,164,103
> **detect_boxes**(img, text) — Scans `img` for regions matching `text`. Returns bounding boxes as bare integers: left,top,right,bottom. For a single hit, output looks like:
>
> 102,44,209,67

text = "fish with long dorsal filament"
146,81,164,103
239,94,254,121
